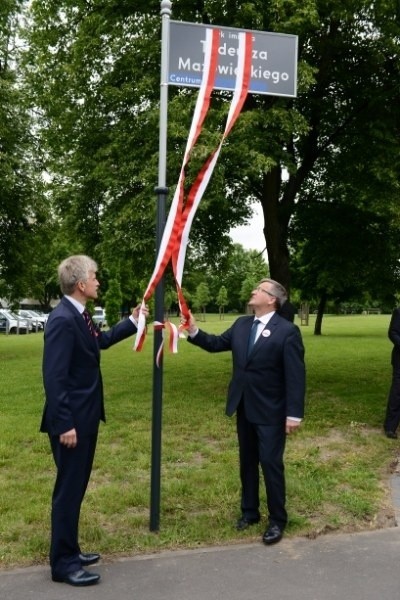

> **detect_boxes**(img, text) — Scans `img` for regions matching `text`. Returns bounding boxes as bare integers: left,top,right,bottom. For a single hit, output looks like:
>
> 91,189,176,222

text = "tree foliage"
182,243,268,312
216,285,228,318
5,0,399,312
291,199,400,333
0,1,46,302
193,280,211,318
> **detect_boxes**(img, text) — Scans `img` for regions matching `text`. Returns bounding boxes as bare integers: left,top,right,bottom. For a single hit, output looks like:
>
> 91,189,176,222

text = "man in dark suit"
384,308,400,439
41,255,148,586
183,278,305,545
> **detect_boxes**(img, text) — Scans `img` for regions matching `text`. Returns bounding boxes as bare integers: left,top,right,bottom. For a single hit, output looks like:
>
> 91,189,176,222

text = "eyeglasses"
256,286,276,297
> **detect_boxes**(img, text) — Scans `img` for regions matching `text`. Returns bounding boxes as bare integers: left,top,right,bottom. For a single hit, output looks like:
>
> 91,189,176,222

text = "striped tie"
83,309,96,336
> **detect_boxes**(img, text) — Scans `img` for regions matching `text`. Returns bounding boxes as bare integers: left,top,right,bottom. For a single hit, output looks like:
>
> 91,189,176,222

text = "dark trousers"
384,367,400,433
49,432,98,577
236,403,287,528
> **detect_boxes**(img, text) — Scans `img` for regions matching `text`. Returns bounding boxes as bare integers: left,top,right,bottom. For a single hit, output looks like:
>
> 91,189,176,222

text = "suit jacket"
188,313,305,425
41,297,136,436
389,308,400,369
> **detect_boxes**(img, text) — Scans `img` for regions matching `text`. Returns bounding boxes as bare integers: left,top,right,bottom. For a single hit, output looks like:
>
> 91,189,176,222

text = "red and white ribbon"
143,28,220,303
153,320,180,367
134,27,220,351
134,29,253,353
173,31,253,300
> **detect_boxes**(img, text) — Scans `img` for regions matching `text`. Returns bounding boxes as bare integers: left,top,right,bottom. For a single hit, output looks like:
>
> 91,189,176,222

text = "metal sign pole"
150,0,172,532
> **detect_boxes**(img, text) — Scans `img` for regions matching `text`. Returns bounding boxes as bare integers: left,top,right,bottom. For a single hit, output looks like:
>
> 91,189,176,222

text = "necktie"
83,309,96,336
247,319,260,356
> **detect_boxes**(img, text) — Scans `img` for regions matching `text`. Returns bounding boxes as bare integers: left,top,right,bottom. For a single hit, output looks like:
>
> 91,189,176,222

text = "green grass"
0,314,397,568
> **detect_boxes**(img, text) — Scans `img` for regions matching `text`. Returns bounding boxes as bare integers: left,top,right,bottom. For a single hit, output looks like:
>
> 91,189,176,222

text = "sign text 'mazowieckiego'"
168,21,298,97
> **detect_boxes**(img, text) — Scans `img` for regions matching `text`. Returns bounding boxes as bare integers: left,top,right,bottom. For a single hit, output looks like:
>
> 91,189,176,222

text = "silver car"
17,309,47,331
0,310,32,334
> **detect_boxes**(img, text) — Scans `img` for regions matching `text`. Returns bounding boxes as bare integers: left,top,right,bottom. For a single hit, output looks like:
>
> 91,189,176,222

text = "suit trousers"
49,432,98,577
236,402,287,528
384,366,400,433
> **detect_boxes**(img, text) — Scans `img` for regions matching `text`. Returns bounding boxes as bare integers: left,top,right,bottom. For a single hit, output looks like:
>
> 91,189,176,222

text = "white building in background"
0,298,59,310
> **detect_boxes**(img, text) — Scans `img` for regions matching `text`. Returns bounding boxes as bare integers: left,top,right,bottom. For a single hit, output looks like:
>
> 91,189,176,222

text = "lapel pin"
262,329,271,337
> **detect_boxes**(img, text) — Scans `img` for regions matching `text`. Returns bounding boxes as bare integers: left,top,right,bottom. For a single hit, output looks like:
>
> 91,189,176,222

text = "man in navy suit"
184,278,305,545
384,307,400,439
41,255,148,586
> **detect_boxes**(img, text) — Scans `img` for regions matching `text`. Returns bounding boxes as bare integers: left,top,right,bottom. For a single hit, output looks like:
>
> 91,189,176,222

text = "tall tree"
193,281,211,319
104,273,123,327
0,1,44,302
190,243,269,312
216,285,228,319
22,0,400,301
290,200,400,334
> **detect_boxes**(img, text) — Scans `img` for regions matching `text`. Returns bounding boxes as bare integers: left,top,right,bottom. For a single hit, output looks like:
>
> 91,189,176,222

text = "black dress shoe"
262,524,283,545
52,569,100,586
236,516,260,531
79,552,101,566
385,431,398,439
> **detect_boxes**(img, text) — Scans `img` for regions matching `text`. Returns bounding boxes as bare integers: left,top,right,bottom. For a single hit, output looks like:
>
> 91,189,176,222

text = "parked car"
0,313,7,334
92,306,107,328
0,309,32,334
34,310,49,322
17,309,47,331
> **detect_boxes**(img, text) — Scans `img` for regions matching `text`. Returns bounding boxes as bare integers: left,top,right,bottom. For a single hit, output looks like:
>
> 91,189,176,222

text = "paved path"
1,527,400,600
2,473,400,600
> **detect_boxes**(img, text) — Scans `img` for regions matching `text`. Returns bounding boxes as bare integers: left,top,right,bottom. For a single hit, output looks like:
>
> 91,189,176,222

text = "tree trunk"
260,167,292,292
314,291,327,335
